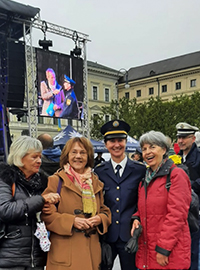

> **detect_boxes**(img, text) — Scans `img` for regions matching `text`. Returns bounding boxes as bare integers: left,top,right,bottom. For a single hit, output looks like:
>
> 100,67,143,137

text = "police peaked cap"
134,146,142,154
176,122,199,137
101,120,130,140
64,75,76,85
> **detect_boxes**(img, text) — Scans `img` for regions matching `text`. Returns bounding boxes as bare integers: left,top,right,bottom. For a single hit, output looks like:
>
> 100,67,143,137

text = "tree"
90,93,200,142
90,114,105,140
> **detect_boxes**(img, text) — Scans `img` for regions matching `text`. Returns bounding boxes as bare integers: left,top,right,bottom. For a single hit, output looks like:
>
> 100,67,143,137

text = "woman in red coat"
131,130,191,269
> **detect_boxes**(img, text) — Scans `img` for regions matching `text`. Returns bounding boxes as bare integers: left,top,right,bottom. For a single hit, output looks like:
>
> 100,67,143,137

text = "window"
125,92,129,99
136,90,141,97
105,88,109,102
53,118,58,125
93,86,98,100
38,116,44,124
105,115,109,122
149,87,154,95
175,82,181,90
68,119,72,126
21,115,27,122
162,85,167,93
190,79,196,87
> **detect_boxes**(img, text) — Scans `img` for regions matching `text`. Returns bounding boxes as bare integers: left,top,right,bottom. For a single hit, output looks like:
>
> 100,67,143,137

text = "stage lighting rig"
71,31,82,57
39,39,52,50
38,21,53,50
9,108,28,121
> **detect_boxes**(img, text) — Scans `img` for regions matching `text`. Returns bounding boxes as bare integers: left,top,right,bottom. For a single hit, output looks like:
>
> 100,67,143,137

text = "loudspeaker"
0,40,26,108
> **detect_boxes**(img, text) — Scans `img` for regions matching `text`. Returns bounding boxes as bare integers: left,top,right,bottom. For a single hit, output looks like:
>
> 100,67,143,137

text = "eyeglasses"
69,151,87,157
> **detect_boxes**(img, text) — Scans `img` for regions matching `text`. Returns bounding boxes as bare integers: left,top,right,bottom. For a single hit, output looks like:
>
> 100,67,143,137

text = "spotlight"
9,108,28,121
38,39,53,50
38,21,53,50
71,45,82,57
71,31,82,57
73,45,82,56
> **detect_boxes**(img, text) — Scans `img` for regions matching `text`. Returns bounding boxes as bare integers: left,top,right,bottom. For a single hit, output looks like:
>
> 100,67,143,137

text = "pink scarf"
64,163,97,216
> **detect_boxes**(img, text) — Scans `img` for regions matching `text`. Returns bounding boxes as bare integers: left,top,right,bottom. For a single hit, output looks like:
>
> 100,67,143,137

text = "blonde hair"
7,136,42,167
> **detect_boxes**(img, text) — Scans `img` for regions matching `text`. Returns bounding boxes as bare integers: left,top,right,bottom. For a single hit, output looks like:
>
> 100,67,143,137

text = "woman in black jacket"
0,136,60,270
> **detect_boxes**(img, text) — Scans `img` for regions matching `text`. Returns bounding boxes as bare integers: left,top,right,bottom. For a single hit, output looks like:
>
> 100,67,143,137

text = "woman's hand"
53,104,60,111
53,89,60,95
156,253,168,266
73,217,91,230
42,202,57,214
42,193,60,204
87,215,102,227
131,219,141,237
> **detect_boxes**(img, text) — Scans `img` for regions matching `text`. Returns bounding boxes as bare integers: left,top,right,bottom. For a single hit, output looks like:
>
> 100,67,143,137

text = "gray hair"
139,130,170,158
7,136,43,167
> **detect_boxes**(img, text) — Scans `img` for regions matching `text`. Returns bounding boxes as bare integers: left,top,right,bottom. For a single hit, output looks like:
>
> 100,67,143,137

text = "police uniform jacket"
179,142,200,209
94,158,146,243
60,89,79,119
179,143,200,184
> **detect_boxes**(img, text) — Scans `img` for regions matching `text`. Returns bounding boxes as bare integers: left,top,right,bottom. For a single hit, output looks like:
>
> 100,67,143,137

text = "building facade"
119,51,200,103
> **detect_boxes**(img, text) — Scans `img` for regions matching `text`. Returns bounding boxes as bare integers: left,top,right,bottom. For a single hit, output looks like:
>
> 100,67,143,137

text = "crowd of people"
0,119,200,270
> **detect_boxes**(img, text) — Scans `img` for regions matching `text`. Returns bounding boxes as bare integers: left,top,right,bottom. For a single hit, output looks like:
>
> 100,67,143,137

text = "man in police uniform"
176,122,200,270
60,75,79,119
94,120,146,270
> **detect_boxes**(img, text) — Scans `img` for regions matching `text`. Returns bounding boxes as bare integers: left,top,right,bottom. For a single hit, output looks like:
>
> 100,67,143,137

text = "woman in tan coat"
41,137,111,270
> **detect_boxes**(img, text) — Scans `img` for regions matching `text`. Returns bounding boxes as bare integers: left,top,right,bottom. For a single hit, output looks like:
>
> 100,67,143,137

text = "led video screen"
36,48,84,120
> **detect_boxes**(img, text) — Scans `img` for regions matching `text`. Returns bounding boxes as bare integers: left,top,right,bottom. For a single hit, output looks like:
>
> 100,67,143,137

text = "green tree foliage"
90,92,200,142
90,114,105,140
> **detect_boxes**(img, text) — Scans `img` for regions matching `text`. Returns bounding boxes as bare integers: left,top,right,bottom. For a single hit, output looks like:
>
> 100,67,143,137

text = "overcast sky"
14,0,200,71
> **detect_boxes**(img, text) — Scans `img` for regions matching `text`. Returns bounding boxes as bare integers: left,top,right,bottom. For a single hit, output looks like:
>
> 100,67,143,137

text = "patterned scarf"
64,163,97,217
14,166,43,194
145,158,168,186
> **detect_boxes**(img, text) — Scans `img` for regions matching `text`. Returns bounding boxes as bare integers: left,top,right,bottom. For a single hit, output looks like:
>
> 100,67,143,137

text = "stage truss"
20,13,90,138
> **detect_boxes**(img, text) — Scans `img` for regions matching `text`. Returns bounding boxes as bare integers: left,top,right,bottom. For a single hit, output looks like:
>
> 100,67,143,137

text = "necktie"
115,164,121,181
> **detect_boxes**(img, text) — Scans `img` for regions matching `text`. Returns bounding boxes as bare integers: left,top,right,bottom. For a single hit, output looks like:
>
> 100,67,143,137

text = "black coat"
40,155,60,177
179,143,200,194
179,143,200,220
0,163,47,268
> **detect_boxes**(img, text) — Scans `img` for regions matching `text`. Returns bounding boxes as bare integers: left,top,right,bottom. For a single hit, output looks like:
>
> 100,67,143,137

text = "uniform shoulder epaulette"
97,162,106,167
94,162,106,171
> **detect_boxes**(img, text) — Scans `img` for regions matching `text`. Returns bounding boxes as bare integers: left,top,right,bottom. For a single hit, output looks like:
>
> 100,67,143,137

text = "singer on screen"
40,68,65,117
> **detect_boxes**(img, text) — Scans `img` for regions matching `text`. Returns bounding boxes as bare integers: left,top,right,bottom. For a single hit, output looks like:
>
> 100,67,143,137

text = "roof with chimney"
127,51,200,82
